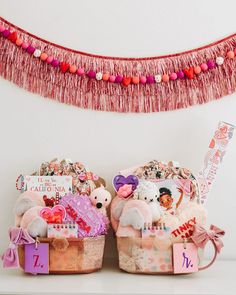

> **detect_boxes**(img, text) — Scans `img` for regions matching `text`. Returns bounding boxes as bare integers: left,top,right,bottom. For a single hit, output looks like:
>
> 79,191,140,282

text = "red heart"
8,32,17,43
60,62,70,74
40,205,66,224
122,77,131,87
183,67,194,79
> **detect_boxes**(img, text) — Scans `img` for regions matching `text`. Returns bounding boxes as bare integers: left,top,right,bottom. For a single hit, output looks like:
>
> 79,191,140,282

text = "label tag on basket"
24,243,49,274
173,243,198,274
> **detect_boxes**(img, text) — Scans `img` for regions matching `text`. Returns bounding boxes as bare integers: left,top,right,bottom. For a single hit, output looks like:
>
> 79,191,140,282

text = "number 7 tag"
24,243,49,274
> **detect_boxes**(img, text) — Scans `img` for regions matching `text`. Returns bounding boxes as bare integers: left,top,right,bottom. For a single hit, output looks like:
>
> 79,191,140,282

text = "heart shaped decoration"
40,205,66,224
183,67,194,79
122,77,132,87
113,175,139,192
60,62,70,74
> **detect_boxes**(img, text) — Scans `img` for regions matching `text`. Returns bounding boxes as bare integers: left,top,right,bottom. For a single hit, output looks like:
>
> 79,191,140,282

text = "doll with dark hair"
157,187,183,212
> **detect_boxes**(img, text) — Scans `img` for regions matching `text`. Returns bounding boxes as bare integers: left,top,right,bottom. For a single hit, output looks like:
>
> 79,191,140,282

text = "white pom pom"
33,49,42,58
154,74,162,83
216,56,224,66
96,72,103,80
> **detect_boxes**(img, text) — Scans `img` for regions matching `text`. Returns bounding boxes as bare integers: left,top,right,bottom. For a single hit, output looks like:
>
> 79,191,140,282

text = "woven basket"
117,237,204,274
18,236,105,274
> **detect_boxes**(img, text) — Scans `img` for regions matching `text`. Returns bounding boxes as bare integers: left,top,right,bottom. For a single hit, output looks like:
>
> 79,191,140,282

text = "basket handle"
198,239,218,271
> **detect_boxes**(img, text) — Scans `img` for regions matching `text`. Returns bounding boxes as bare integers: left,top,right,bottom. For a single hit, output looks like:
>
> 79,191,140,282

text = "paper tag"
24,243,49,274
173,243,199,274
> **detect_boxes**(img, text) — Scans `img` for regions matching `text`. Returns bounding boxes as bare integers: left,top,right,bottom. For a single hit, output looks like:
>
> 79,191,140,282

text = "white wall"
0,0,235,260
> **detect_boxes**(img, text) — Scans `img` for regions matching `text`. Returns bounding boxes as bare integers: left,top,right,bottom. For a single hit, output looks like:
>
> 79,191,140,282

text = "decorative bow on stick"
1,227,35,268
191,224,225,253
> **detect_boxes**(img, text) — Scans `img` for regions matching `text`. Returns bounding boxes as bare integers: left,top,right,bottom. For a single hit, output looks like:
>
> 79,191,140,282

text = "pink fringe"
0,17,235,113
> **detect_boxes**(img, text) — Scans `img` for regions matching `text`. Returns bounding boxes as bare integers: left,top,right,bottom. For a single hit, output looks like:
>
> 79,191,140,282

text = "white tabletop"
0,259,235,295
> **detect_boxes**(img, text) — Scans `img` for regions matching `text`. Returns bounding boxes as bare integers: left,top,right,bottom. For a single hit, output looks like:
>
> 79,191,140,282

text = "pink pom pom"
21,42,29,50
51,59,60,67
109,75,116,82
207,60,216,70
177,71,185,79
146,75,155,84
46,56,54,64
2,29,10,38
27,45,35,54
0,25,5,33
115,75,123,83
200,63,208,71
140,76,147,84
87,70,96,78
170,73,178,81
77,68,85,76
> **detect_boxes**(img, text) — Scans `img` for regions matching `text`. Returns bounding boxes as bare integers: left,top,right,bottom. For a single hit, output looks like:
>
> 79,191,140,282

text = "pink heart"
40,205,66,224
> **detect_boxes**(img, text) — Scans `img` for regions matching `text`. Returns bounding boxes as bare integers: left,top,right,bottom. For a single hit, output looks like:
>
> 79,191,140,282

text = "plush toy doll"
133,180,163,222
116,199,152,237
89,185,111,215
14,191,47,238
19,206,47,238
14,191,45,226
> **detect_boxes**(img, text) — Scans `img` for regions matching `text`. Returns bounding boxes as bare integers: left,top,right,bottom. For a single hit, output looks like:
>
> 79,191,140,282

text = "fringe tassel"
0,17,235,113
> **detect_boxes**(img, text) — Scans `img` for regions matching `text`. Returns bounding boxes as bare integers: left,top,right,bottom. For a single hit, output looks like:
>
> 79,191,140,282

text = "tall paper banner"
197,121,235,204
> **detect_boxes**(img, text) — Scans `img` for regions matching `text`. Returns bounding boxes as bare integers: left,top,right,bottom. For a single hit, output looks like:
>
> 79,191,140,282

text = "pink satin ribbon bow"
191,224,225,253
1,227,35,268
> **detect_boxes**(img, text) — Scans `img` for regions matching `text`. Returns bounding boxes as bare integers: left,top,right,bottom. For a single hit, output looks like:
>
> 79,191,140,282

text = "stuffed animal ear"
14,198,35,216
94,177,106,188
120,207,145,230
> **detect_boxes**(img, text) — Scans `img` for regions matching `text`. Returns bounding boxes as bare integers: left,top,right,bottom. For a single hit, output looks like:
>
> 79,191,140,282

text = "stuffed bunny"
14,191,47,238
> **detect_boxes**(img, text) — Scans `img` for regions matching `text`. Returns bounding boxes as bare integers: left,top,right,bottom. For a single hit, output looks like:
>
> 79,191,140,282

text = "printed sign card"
23,176,72,200
24,243,49,274
173,243,199,274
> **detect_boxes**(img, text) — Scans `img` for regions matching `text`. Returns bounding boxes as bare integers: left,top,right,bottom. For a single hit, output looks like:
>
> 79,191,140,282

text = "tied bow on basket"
191,224,225,270
1,227,35,268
